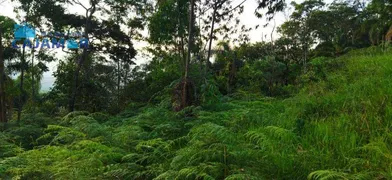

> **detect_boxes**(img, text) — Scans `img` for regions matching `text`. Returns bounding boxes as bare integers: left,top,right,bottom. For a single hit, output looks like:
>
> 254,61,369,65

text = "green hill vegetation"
1,47,392,179
1,0,392,179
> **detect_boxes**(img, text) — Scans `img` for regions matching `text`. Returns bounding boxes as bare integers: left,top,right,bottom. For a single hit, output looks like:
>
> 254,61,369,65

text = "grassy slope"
1,47,392,179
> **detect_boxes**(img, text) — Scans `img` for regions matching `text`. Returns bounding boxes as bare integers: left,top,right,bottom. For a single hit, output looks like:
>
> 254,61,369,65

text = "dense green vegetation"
1,47,392,179
1,0,392,179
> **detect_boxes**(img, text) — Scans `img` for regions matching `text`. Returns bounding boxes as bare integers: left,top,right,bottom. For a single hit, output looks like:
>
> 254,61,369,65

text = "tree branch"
219,0,247,17
71,0,88,10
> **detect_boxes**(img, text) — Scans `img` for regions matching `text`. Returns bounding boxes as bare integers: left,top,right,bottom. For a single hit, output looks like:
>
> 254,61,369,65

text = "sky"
0,0,297,91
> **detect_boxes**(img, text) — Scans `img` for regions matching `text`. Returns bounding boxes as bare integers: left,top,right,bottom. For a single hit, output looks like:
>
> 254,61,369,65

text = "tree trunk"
185,0,194,79
124,64,128,88
228,56,236,94
305,24,309,69
117,60,121,107
0,27,7,128
69,50,86,112
177,0,186,70
206,4,217,70
69,6,94,112
31,44,35,108
180,36,186,70
177,0,195,111
17,44,26,123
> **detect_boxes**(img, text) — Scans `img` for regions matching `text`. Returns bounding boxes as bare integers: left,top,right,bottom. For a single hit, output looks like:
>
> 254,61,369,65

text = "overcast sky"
0,0,301,91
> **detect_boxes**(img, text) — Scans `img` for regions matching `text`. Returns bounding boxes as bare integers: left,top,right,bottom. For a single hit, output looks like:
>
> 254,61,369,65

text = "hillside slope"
1,47,392,179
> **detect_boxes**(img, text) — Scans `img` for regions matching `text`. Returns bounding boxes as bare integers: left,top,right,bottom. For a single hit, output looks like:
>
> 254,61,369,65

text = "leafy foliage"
1,47,392,179
1,0,392,179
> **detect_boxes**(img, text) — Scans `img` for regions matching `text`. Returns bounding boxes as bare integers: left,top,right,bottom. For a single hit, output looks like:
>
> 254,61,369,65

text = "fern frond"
189,123,235,144
308,170,349,180
361,141,392,160
308,170,373,180
169,136,190,149
153,170,179,180
262,126,298,142
246,126,297,145
61,111,89,124
37,125,86,145
176,163,223,180
245,130,268,145
102,169,130,179
121,153,142,163
225,174,259,180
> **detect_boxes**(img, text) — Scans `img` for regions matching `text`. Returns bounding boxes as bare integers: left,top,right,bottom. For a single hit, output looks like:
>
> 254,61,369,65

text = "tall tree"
0,21,5,126
205,0,246,68
178,0,196,111
280,0,324,71
68,0,97,112
148,0,189,71
13,0,39,122
0,16,17,128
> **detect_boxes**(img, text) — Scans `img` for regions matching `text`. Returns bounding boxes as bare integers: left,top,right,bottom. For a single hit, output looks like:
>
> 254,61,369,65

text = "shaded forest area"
1,0,392,179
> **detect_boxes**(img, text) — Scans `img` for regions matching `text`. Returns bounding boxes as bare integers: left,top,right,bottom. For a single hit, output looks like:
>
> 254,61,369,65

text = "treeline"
0,0,391,123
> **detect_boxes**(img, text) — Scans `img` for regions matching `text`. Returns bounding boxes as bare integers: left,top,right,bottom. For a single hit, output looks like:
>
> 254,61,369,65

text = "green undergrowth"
1,47,392,179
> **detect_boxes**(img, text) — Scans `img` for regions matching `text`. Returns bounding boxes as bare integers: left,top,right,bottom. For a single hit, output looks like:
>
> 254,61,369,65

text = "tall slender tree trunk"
124,64,128,88
117,60,121,107
31,44,35,109
0,27,7,128
69,6,95,112
185,0,195,79
177,0,186,70
17,44,26,123
180,36,186,69
303,20,309,72
17,11,31,123
270,18,276,52
206,4,217,70
180,0,195,109
69,50,86,112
